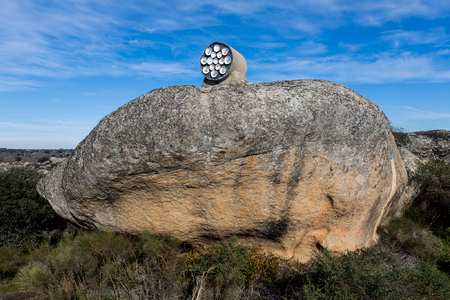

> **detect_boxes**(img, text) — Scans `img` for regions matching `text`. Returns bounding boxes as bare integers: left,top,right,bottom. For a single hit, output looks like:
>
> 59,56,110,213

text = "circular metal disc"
200,41,234,81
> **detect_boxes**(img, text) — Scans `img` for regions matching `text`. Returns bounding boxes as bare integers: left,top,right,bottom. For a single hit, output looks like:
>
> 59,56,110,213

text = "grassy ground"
1,159,450,299
1,221,450,300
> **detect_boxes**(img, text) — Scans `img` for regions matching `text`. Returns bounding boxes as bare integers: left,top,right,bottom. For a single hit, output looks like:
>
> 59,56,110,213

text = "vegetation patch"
0,167,66,247
2,156,450,299
390,124,411,147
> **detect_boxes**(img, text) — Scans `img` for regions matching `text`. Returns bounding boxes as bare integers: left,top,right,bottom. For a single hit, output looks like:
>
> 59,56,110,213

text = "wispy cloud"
382,27,448,47
345,0,450,26
129,61,197,77
404,107,450,119
297,41,328,56
203,0,450,32
249,51,450,83
0,76,42,91
0,0,449,91
339,42,367,52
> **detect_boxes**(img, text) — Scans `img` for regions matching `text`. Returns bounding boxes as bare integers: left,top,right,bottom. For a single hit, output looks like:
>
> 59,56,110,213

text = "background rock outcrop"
37,80,407,262
394,130,450,214
402,130,450,163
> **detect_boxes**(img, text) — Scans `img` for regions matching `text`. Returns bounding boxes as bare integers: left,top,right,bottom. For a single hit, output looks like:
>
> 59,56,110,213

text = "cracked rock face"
37,80,407,262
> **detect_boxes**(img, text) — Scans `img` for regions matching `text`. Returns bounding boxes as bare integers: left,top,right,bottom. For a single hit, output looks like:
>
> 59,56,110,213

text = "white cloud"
201,0,450,32
437,49,450,56
247,42,288,49
0,76,42,91
0,0,449,91
249,51,449,83
343,0,450,25
129,62,197,77
297,41,328,55
339,42,367,52
404,107,450,119
382,27,448,47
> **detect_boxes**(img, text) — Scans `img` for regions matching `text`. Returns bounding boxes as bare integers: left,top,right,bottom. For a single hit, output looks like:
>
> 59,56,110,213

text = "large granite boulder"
37,80,407,261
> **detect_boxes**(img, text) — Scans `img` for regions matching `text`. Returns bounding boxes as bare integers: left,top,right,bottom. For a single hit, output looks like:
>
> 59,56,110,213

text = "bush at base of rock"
0,167,66,247
406,159,450,229
6,228,450,300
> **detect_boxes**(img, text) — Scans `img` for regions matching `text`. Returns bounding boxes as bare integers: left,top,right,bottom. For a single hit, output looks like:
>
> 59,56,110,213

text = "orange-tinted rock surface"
37,80,407,261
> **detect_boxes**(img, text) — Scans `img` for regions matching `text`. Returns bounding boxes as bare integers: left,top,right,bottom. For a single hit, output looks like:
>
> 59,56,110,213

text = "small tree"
390,123,411,147
16,156,22,162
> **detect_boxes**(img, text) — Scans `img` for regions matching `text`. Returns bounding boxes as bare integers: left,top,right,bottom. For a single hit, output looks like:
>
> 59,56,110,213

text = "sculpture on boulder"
200,42,248,87
37,43,408,262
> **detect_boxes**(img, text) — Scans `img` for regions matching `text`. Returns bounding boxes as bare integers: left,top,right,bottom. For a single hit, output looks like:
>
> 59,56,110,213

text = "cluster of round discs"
200,42,232,80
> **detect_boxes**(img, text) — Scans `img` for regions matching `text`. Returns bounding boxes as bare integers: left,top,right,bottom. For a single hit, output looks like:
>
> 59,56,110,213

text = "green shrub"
135,230,182,257
11,228,450,300
298,247,450,299
416,159,450,189
414,261,450,299
300,248,397,299
378,216,442,261
186,236,287,299
189,236,251,295
37,156,49,163
0,167,66,246
18,263,52,290
407,159,450,230
0,246,28,281
18,228,186,299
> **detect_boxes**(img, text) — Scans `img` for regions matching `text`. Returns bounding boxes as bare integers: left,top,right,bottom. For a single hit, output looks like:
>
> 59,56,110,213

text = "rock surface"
394,130,450,215
403,130,450,163
394,147,424,216
37,80,407,262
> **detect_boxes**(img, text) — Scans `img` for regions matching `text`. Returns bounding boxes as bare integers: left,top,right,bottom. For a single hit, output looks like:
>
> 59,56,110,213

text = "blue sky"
0,0,449,149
